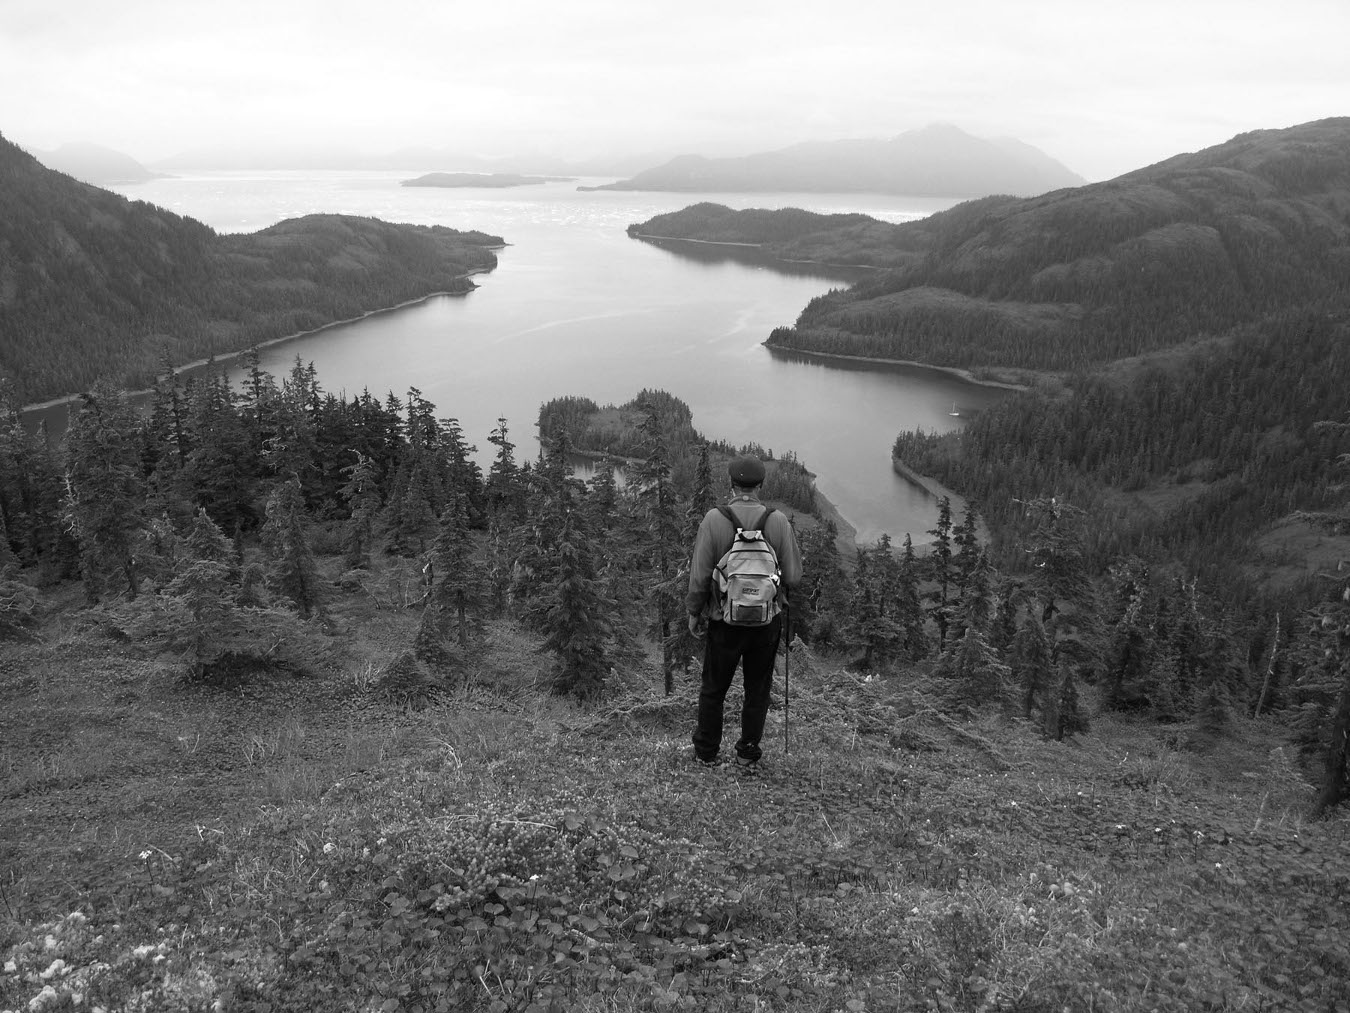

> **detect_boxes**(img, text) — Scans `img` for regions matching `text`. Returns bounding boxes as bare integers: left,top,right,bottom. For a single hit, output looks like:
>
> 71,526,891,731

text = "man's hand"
688,614,703,637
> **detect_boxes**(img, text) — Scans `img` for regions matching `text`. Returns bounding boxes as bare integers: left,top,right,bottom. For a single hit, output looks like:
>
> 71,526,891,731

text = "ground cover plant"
3,577,1348,1013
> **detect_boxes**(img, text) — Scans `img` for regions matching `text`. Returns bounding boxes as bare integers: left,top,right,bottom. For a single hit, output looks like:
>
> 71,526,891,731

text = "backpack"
712,505,782,626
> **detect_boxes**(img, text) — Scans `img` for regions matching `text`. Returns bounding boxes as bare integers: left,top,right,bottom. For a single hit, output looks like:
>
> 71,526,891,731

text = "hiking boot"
734,754,759,771
695,753,723,768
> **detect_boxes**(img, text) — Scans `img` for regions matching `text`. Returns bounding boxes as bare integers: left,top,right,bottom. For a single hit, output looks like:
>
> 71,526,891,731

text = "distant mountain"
583,124,1086,197
32,142,163,184
0,134,502,405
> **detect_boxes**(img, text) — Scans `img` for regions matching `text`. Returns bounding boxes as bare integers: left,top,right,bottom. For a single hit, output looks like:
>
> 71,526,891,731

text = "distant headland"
402,172,576,188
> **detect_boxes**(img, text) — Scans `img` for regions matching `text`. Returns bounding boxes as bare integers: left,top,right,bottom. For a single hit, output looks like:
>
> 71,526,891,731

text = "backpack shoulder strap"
718,505,750,532
717,504,773,533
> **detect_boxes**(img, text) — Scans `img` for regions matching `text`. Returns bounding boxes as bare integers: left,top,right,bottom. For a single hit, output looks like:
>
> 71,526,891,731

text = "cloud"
2,0,1348,178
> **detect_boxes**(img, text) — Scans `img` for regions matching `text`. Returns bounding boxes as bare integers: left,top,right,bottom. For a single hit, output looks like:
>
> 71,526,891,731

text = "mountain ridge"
584,124,1086,197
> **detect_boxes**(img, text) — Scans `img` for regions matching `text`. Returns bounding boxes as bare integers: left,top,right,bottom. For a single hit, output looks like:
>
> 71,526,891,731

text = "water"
32,171,1010,545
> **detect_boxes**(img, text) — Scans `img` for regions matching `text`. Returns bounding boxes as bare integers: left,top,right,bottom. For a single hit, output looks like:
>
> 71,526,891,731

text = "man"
686,454,802,766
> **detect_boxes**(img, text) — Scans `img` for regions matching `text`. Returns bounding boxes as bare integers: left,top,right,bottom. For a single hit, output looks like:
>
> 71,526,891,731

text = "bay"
68,171,1008,545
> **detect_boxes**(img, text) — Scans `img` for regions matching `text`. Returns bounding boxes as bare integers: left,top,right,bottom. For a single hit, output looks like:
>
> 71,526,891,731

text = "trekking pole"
783,606,791,755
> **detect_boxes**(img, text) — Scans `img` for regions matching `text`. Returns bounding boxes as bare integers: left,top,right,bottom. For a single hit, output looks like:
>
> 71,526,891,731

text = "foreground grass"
3,608,1349,1012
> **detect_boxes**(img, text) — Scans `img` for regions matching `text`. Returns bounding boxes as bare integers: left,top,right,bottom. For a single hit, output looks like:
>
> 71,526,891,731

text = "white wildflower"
139,851,152,861
39,960,66,980
5,958,18,973
323,842,336,855
27,984,59,1011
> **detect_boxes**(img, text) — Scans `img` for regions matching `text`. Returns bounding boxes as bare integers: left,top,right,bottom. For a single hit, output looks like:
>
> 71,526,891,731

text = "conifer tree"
385,452,440,556
926,496,956,648
107,509,297,680
1012,603,1054,719
0,508,19,576
339,452,382,569
512,431,616,696
796,518,849,645
1018,496,1102,686
896,534,929,660
414,491,484,671
937,620,1010,710
183,371,257,535
261,476,325,618
63,380,147,603
954,503,982,595
845,547,904,670
264,357,322,495
587,458,620,531
633,399,687,693
485,417,525,520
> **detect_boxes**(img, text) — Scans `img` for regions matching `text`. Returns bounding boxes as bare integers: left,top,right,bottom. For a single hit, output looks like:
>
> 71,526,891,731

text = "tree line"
1,350,1347,813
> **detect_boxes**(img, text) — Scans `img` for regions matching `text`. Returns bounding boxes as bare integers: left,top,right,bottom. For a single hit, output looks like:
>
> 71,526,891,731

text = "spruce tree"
107,509,297,681
926,496,955,648
634,400,687,693
339,452,382,569
63,380,147,603
896,534,929,660
796,518,849,645
414,491,485,671
261,476,325,618
183,370,258,535
1012,604,1054,720
539,495,614,700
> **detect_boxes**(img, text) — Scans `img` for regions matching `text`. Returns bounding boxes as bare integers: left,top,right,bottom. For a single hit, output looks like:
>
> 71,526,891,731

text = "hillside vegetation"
0,134,502,405
2,351,1350,1010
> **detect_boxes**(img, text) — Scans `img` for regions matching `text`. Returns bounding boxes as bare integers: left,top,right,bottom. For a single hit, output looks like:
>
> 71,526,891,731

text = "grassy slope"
3,555,1349,1013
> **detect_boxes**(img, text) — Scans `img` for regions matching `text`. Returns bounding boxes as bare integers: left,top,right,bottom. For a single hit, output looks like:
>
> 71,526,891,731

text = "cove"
29,171,1010,546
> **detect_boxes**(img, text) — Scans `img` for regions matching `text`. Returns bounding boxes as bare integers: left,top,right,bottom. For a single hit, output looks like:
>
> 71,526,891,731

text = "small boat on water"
948,401,961,417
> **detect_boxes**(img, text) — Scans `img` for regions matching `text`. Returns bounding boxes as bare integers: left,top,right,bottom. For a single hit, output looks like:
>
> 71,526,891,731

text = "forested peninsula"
0,134,503,405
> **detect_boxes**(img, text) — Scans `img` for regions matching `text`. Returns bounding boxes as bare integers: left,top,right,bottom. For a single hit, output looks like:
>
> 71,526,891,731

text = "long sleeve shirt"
685,493,803,617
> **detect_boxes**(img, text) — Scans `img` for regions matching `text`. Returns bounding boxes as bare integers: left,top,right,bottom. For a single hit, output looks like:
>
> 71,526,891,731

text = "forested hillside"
0,134,502,404
765,118,1350,372
632,119,1350,373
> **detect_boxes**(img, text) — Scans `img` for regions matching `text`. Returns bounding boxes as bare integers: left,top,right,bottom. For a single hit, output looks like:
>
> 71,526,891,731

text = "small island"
402,172,576,189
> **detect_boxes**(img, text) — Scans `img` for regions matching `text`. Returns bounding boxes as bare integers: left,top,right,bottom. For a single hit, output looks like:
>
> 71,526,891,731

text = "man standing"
686,454,803,766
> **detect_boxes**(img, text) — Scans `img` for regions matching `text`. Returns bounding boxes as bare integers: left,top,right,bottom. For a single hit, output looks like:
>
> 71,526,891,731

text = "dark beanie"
728,455,766,486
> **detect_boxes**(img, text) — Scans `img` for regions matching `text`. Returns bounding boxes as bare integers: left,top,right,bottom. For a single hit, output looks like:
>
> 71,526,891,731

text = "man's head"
728,454,766,491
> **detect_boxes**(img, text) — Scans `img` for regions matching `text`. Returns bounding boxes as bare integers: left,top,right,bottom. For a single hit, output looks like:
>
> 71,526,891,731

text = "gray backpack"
713,506,782,626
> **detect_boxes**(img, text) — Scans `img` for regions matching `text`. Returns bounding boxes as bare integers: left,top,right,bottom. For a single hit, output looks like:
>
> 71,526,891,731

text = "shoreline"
18,270,495,415
764,344,1035,392
629,232,890,272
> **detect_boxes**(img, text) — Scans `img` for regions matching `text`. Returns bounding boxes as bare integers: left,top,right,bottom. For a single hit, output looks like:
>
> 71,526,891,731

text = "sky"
2,0,1347,182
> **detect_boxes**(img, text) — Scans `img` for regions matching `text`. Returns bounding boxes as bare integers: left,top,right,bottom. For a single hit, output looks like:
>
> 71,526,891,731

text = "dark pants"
692,616,783,762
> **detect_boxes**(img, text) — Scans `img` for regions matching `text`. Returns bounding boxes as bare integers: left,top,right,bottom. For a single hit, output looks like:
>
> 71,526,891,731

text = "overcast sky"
2,0,1347,181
